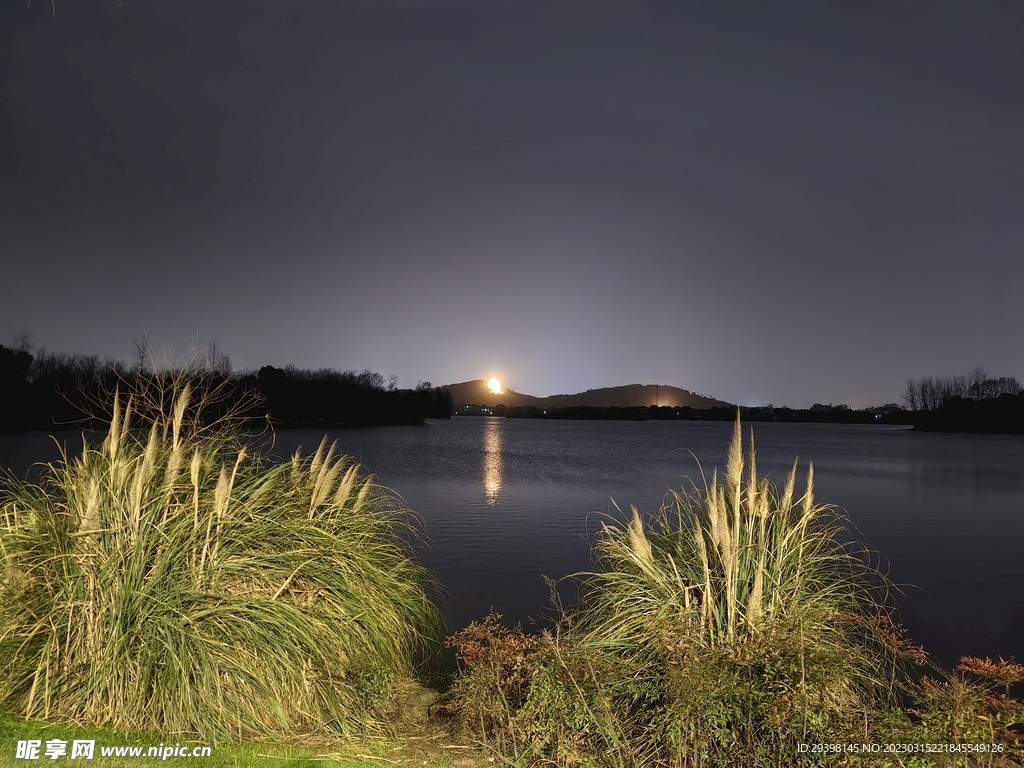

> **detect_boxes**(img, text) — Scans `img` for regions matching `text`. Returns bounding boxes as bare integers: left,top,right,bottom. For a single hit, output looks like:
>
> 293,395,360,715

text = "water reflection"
483,418,503,505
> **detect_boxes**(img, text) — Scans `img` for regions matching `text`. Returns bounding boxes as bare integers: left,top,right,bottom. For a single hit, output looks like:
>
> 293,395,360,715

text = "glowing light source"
487,377,504,395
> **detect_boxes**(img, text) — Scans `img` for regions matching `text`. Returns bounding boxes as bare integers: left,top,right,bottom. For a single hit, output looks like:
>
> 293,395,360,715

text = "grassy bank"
0,381,440,741
442,418,1024,767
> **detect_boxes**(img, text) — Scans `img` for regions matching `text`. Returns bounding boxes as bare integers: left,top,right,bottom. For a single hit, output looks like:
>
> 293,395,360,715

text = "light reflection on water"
483,418,503,506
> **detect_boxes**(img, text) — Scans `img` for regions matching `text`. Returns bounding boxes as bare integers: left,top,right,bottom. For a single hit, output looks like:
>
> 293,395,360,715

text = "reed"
581,416,891,652
0,381,440,741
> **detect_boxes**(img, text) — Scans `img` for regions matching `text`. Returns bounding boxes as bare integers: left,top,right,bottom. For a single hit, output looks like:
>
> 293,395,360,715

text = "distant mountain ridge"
443,380,731,410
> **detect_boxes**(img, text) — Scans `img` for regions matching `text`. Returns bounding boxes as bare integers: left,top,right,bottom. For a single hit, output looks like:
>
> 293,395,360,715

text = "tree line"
0,343,452,433
903,368,1024,434
902,368,1022,412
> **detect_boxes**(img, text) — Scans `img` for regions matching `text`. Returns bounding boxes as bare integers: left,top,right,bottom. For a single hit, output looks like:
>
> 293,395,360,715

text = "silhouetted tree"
969,367,987,401
132,336,149,373
903,379,920,412
200,341,232,375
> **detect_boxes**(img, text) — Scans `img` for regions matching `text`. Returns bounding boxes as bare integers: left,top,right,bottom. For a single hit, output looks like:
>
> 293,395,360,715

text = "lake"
3,417,1022,667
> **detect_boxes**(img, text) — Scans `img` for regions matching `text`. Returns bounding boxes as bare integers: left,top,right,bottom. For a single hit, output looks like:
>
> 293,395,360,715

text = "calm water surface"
3,418,1022,666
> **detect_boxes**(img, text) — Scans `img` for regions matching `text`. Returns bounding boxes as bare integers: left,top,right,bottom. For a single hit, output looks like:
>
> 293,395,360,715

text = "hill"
443,380,730,410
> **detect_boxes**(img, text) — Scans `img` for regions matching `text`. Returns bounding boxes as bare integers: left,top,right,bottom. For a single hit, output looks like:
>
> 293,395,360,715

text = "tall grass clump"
0,380,440,741
447,416,930,767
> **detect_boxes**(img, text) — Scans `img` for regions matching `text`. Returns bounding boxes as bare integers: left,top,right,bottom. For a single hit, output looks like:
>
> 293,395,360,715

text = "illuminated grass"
0,382,441,741
580,416,902,654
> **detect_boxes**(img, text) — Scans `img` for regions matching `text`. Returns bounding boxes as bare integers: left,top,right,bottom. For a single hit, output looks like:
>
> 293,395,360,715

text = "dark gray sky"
2,1,1022,407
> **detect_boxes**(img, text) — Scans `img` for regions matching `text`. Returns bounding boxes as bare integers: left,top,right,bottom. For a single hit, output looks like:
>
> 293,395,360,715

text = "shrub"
0,382,440,741
442,613,540,750
911,657,1024,762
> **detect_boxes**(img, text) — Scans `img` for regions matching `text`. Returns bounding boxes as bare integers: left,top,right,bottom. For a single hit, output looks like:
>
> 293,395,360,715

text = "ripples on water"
3,418,1023,666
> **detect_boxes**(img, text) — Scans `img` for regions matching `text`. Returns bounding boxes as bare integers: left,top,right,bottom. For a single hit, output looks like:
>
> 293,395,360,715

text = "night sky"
2,1,1022,408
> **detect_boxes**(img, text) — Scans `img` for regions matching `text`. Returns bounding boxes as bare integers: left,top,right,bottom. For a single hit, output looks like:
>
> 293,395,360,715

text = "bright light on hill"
487,377,504,394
